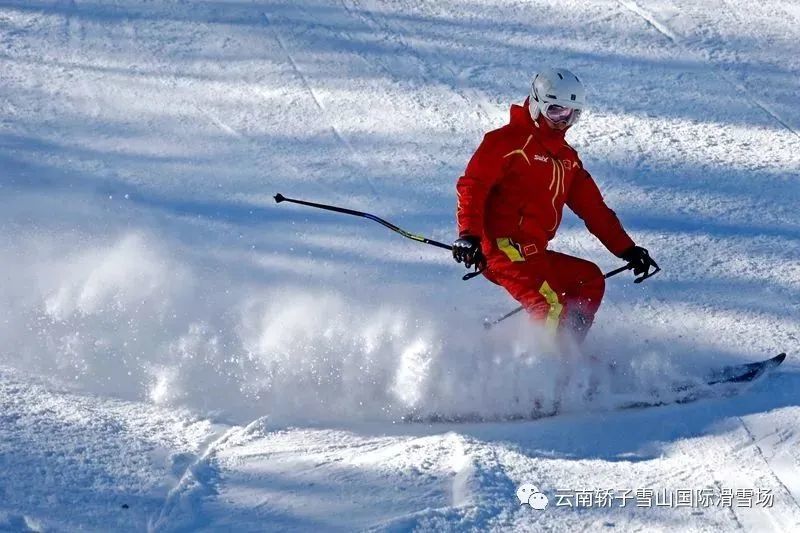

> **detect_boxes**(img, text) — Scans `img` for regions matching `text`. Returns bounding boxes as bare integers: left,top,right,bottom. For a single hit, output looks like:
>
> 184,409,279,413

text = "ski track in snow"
0,366,220,532
1,0,799,530
617,0,800,139
262,8,380,198
738,417,800,513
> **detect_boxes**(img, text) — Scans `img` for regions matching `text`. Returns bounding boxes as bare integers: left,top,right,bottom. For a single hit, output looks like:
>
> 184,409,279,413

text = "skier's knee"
580,262,605,303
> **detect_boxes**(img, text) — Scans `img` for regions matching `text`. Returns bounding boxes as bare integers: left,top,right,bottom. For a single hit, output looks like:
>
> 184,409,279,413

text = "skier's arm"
566,167,635,257
456,133,505,238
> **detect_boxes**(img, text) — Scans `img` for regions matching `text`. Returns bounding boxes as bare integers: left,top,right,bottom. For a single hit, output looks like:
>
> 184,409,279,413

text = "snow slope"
1,0,798,530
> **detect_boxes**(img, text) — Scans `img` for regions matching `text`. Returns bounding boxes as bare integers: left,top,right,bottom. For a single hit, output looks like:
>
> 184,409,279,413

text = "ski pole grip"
462,266,486,281
633,264,661,283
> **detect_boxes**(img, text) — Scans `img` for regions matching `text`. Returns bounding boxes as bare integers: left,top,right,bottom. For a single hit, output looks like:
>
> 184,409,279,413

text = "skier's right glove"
620,245,658,277
452,235,486,271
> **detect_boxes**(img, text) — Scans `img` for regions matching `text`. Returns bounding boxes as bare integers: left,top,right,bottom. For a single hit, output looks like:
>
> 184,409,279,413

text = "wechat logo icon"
516,483,549,510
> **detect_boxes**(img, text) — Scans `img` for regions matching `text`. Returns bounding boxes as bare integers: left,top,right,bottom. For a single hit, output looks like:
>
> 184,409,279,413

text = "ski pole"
274,193,489,280
274,193,452,250
483,263,634,330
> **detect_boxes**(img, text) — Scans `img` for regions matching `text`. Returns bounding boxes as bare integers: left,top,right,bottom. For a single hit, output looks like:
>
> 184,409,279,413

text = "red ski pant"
484,247,605,341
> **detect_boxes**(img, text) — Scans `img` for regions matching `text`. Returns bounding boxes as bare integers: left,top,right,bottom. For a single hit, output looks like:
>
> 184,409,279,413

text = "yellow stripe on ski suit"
496,237,525,262
538,280,563,331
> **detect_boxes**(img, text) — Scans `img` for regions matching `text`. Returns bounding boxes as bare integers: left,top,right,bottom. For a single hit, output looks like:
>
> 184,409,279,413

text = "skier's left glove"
452,235,486,271
620,245,658,277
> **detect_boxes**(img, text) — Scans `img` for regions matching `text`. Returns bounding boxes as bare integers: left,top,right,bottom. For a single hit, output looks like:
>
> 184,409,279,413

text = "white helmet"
529,68,586,127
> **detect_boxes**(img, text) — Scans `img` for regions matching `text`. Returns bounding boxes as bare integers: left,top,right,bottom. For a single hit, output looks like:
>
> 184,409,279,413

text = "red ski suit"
456,100,634,337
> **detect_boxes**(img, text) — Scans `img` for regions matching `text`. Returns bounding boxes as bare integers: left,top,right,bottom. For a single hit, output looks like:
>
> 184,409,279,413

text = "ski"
706,352,786,385
621,352,787,409
403,353,787,424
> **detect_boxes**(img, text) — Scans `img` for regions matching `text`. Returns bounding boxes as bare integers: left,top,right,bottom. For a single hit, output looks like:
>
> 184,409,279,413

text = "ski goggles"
544,104,581,125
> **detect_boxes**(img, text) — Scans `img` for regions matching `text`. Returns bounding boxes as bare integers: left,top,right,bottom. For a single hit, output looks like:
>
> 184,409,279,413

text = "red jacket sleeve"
566,166,635,257
456,133,505,237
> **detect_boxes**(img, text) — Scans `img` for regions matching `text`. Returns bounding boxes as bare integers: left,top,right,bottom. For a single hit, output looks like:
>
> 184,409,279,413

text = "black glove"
620,245,658,277
452,235,486,270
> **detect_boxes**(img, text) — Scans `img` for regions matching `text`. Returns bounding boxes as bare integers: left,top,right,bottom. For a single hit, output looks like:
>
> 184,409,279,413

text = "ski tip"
274,193,285,203
775,352,787,363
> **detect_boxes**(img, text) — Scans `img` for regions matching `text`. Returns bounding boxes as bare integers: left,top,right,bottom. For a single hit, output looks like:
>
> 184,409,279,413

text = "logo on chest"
502,135,579,171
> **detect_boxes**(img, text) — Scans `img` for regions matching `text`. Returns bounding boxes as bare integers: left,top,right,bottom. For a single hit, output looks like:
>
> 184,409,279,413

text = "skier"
452,68,658,342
